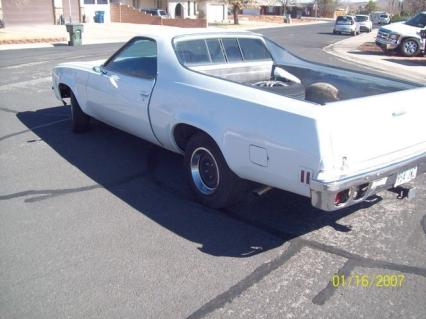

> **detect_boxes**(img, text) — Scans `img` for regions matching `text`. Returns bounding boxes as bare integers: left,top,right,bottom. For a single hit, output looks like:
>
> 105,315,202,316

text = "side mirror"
93,65,107,75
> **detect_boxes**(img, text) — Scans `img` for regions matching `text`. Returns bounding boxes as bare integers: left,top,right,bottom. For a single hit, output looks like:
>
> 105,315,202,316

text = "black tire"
400,38,420,57
351,31,356,36
184,132,245,209
70,92,90,133
333,30,337,34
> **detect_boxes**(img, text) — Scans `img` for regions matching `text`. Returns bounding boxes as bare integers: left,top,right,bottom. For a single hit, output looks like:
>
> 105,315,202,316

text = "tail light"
335,189,350,206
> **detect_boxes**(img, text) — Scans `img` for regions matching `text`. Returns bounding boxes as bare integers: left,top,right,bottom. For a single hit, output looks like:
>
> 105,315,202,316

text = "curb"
323,33,426,84
0,37,67,45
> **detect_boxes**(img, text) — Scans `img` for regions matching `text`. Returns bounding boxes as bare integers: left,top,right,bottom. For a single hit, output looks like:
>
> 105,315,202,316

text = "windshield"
380,15,388,18
355,16,369,22
405,13,426,27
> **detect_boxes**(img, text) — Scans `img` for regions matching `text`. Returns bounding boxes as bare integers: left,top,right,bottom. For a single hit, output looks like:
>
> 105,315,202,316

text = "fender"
168,113,225,156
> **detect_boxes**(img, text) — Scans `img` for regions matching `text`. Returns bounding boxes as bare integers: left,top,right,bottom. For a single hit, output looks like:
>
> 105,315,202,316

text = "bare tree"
403,0,426,15
317,0,338,18
228,0,243,25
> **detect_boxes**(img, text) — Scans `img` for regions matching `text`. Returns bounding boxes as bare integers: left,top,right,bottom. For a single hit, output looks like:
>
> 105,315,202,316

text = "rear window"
238,38,271,61
175,39,210,65
175,37,272,66
222,38,243,62
336,16,353,24
206,39,225,63
355,15,369,22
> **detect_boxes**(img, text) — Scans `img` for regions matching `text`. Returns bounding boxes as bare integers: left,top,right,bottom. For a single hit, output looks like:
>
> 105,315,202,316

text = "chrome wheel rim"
190,147,219,195
404,40,418,55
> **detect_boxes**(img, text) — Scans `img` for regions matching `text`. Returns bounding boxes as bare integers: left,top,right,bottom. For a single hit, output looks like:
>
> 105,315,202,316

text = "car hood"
381,21,423,35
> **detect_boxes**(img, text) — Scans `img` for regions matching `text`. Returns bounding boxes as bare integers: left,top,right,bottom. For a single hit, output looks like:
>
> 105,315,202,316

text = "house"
1,0,81,26
112,0,226,22
0,0,223,27
243,0,316,18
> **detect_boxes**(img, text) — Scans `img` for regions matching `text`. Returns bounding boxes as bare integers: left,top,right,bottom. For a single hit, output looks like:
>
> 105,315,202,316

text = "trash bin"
283,13,292,24
421,30,426,56
66,24,84,46
95,11,105,23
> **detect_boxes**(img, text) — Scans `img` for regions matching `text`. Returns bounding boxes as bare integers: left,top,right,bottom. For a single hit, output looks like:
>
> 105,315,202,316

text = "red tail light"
335,189,350,206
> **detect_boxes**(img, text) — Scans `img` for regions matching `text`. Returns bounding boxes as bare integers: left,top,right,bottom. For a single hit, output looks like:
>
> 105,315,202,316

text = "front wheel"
184,133,245,209
400,38,420,57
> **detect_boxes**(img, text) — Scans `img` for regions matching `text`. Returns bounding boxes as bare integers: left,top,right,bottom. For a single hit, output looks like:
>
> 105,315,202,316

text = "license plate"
394,167,417,187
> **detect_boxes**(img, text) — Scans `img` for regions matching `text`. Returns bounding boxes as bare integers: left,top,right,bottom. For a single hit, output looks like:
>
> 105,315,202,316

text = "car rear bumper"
334,25,355,33
310,152,426,211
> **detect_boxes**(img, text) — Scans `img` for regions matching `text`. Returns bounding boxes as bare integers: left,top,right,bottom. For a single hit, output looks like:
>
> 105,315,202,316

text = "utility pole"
315,0,318,19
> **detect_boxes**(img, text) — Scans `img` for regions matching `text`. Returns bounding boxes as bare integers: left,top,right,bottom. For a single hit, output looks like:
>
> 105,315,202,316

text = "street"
1,22,425,318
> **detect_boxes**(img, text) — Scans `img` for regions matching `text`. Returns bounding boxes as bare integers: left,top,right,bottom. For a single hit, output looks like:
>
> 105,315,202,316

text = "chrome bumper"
375,33,400,50
310,152,426,211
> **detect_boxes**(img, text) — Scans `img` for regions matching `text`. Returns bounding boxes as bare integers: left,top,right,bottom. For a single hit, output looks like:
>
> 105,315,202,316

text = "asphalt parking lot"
1,23,426,318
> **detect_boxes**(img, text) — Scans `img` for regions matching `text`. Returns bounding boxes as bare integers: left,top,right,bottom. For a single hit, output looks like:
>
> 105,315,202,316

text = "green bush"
390,14,411,23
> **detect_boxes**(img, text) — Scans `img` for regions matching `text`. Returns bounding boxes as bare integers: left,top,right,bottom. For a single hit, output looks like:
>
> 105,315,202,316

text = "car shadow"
317,32,348,36
15,106,381,258
383,58,426,66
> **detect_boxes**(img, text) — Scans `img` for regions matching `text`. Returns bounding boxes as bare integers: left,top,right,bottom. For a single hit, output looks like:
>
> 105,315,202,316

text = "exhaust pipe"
253,185,273,197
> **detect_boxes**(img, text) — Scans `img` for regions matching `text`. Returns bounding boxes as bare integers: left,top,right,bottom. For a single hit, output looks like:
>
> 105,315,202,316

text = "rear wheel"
184,132,245,208
70,92,90,133
400,38,420,57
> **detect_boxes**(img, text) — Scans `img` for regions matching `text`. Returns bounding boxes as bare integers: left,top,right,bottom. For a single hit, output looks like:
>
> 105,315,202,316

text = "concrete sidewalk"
0,20,326,50
324,31,426,84
0,23,167,50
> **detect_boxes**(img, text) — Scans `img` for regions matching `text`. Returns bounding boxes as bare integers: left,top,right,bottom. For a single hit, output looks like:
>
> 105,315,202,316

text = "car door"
86,37,158,144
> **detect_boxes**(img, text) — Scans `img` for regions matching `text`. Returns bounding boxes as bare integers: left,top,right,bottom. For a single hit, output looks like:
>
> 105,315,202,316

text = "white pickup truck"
376,11,426,56
52,28,426,211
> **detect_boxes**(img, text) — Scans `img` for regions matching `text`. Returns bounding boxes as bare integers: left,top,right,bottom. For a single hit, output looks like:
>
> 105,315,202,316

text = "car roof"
135,27,256,42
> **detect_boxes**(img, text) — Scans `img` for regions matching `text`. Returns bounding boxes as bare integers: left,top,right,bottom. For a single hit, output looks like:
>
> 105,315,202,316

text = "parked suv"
375,11,426,57
378,13,391,25
355,15,373,32
333,16,360,36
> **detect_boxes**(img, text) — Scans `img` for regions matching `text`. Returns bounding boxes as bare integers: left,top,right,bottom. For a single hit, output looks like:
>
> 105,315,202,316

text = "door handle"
140,91,150,97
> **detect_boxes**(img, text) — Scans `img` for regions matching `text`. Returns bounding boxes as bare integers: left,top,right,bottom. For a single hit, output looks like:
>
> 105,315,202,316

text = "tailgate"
322,87,426,173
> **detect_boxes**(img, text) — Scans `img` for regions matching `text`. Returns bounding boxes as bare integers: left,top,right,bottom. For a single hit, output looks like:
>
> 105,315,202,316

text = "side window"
206,39,225,63
175,40,211,65
105,38,157,78
222,38,243,62
238,38,271,61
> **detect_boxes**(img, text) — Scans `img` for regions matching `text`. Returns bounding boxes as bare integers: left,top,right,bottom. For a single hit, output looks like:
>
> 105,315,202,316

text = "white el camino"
52,28,426,211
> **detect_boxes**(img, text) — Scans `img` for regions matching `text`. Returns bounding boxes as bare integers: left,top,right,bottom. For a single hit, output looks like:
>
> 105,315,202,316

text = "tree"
403,0,426,15
229,0,243,25
365,0,377,13
317,0,338,18
228,0,259,25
